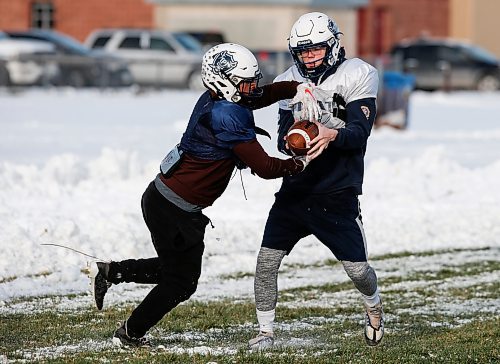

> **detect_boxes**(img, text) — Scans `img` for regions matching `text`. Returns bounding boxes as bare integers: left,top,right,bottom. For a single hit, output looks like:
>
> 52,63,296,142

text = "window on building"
31,1,55,29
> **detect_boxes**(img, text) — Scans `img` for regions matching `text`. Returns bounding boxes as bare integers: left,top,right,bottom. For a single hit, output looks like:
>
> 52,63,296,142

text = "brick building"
0,0,154,42
357,0,449,57
1,0,499,58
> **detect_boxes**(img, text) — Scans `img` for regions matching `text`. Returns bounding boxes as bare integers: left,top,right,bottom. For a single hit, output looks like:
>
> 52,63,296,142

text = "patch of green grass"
283,258,341,271
447,281,499,300
280,280,356,303
0,276,17,284
2,306,498,363
370,246,493,261
1,247,499,363
279,257,499,308
218,271,254,280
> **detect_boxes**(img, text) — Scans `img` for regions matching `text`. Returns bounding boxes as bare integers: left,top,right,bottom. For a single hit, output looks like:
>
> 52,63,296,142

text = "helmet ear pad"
201,43,262,103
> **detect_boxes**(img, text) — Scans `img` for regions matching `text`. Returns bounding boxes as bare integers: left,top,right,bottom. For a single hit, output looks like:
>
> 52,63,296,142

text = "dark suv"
391,38,500,91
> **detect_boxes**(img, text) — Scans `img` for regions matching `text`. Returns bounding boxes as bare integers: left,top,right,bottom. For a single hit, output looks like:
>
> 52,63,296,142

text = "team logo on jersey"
210,51,237,76
361,105,370,119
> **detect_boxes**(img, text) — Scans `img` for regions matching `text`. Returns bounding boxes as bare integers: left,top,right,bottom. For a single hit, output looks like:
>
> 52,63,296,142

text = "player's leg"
249,247,287,350
309,191,384,346
90,184,165,311
117,241,204,347
90,256,163,311
249,195,308,350
342,260,384,346
113,181,208,347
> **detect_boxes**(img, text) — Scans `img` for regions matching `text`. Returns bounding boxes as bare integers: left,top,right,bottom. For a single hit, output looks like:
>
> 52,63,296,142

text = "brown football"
286,120,319,156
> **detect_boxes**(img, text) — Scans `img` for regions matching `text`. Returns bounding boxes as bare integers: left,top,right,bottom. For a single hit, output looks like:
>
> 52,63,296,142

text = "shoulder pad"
322,58,379,104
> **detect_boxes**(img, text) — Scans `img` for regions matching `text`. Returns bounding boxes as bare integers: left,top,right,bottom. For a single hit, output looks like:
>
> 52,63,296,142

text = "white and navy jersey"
274,58,379,195
275,58,378,110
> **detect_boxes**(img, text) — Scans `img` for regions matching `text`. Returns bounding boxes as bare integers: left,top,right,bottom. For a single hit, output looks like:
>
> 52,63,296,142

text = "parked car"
85,29,204,89
185,31,226,48
391,38,500,91
0,31,58,86
3,29,133,87
253,49,294,84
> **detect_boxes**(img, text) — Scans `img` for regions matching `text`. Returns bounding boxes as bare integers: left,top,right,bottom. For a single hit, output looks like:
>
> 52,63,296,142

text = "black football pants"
108,181,209,337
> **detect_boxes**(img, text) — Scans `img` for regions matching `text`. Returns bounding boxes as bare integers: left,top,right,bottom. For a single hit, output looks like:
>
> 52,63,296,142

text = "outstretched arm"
233,139,306,179
242,81,300,110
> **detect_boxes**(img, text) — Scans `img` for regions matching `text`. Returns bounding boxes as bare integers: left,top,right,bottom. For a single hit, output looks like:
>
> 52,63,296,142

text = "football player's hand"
293,155,312,171
308,88,346,129
307,122,339,159
289,83,321,122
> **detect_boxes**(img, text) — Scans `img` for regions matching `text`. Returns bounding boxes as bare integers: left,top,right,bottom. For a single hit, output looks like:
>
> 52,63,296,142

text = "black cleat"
112,321,151,348
90,262,112,310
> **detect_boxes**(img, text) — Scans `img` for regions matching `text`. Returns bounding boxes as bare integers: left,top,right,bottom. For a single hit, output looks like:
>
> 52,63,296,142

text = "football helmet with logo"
201,43,263,103
288,12,343,79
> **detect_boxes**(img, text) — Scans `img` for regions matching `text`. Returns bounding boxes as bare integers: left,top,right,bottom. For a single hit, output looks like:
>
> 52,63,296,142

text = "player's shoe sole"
89,262,111,310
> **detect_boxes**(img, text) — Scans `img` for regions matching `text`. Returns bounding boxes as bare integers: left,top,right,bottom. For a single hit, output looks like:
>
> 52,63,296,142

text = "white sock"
256,308,275,334
362,289,381,307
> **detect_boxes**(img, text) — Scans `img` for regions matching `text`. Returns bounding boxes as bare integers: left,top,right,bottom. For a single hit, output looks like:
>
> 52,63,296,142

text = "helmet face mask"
296,45,328,70
202,43,263,103
237,74,263,97
288,12,342,79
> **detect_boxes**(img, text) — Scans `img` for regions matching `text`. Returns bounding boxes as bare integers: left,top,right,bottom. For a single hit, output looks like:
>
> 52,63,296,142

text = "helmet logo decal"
210,51,237,76
328,19,337,35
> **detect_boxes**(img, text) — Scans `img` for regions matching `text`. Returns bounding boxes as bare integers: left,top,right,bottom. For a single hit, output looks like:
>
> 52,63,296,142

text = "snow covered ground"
0,88,499,306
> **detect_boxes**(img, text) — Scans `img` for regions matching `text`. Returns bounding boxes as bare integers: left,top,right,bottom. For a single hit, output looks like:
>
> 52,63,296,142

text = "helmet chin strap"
304,46,346,82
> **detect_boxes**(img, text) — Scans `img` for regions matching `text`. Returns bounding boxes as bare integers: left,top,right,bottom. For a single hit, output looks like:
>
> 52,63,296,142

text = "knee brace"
341,260,378,296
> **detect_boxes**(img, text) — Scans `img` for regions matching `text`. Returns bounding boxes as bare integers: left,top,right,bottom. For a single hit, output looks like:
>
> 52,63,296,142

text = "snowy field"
0,88,499,310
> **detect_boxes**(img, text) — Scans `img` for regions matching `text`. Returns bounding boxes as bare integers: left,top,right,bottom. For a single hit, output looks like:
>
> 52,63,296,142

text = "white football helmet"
201,43,263,103
288,12,342,78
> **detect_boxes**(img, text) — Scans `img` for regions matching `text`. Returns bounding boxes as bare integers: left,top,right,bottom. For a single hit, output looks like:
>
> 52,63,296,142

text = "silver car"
85,29,204,89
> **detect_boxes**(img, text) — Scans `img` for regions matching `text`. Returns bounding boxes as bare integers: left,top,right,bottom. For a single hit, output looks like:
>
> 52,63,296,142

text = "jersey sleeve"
330,97,376,150
241,81,300,110
233,139,302,178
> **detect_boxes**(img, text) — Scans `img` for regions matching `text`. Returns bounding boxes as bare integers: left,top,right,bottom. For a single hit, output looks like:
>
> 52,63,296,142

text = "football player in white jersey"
248,12,384,350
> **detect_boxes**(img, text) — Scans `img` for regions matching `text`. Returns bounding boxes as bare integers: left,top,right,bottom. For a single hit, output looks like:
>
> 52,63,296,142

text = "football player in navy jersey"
89,43,322,347
249,13,385,350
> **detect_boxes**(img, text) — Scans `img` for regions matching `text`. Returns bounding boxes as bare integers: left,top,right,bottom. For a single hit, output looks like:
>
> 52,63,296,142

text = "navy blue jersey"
180,91,256,161
164,90,302,207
